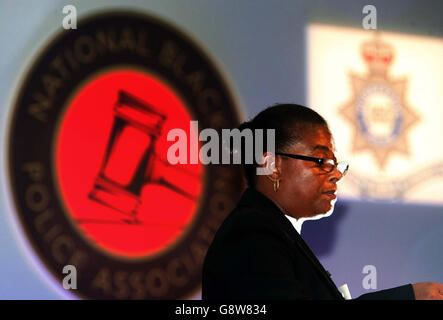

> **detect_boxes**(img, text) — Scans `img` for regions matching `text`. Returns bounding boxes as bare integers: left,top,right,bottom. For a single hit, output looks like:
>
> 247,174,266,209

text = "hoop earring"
274,180,280,192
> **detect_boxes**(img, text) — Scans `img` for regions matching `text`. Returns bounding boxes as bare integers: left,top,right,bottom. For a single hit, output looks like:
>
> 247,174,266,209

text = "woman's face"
277,125,343,219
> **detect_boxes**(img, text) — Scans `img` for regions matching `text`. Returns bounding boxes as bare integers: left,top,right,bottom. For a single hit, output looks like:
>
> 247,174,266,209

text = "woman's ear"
268,163,281,182
257,152,281,178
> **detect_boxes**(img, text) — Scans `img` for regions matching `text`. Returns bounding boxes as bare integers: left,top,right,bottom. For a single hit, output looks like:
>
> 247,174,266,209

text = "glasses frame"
275,152,349,175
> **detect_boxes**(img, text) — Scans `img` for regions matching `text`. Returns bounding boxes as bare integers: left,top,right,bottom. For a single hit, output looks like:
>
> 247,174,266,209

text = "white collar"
284,214,304,234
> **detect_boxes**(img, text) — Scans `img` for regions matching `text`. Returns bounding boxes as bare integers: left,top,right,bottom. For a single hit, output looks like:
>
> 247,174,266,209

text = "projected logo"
338,34,420,169
8,11,243,299
309,25,443,203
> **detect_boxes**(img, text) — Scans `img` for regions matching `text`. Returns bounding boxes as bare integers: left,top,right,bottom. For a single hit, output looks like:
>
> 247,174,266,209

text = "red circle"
55,69,204,258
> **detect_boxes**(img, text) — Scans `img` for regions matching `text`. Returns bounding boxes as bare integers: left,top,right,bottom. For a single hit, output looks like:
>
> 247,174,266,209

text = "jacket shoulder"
211,203,292,246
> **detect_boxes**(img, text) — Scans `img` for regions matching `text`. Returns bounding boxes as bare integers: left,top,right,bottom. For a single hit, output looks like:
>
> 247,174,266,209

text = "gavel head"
89,90,167,219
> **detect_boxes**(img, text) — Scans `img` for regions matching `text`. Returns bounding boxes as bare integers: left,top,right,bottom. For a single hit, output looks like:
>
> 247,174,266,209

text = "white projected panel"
308,24,443,205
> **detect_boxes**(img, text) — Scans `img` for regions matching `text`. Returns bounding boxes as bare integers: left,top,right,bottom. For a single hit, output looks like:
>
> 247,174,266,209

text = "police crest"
339,34,420,170
309,25,443,203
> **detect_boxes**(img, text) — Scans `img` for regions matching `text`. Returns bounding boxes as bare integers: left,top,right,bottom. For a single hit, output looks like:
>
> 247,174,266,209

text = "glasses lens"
322,159,335,173
337,162,349,175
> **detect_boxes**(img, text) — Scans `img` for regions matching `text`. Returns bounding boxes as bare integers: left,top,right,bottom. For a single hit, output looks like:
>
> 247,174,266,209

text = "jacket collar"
237,187,301,240
238,187,344,299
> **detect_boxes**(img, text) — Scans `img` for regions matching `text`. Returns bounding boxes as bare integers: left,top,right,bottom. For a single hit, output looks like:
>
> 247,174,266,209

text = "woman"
202,103,442,300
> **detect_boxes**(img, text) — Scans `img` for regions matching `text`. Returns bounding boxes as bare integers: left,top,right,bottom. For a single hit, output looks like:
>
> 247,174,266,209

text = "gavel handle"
154,154,202,179
149,178,198,201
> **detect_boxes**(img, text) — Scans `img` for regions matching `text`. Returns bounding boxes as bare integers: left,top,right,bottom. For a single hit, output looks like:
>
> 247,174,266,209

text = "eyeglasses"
275,152,349,176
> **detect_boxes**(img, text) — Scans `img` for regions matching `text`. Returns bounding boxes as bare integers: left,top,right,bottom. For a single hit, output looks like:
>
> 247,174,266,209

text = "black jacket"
202,188,414,300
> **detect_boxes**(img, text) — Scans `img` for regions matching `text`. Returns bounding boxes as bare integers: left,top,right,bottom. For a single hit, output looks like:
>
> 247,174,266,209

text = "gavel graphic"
88,90,200,224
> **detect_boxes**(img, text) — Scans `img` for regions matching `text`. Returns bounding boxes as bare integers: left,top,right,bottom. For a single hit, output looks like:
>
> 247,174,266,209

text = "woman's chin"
309,199,337,221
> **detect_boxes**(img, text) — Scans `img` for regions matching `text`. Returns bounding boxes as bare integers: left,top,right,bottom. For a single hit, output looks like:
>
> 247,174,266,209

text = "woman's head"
237,103,344,219
239,103,330,187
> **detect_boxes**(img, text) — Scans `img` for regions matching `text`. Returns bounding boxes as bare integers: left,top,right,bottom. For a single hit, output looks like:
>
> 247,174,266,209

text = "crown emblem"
361,34,394,76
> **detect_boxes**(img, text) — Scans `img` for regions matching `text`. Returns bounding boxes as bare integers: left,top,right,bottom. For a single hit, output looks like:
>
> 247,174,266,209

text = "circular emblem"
356,83,403,145
7,11,243,299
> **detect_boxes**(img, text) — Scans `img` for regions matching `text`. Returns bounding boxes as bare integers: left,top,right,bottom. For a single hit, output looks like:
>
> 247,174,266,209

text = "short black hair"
237,103,329,187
